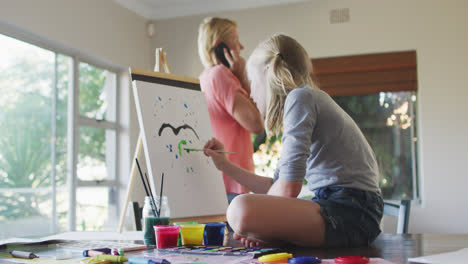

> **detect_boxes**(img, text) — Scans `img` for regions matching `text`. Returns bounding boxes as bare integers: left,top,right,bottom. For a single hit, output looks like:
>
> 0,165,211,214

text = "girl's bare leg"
227,194,326,247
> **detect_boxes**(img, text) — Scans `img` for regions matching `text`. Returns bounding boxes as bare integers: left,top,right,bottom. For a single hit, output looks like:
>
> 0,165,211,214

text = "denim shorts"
312,186,383,247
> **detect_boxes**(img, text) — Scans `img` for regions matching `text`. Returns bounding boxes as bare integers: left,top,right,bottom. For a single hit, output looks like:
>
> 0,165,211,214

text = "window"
0,34,70,238
333,92,418,199
76,62,118,231
311,51,419,200
0,30,120,239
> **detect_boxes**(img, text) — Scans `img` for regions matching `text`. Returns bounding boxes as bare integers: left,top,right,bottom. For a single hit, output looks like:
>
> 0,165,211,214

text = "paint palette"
157,245,281,258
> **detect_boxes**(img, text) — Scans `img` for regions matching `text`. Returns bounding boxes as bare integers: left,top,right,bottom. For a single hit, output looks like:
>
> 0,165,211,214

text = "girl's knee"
227,194,256,234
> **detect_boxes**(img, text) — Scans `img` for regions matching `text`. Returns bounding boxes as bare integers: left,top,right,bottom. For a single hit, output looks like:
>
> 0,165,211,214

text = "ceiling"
114,0,310,20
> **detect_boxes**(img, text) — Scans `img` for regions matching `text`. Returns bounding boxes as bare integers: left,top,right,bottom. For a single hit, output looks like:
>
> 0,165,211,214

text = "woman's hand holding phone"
215,42,250,94
224,48,246,82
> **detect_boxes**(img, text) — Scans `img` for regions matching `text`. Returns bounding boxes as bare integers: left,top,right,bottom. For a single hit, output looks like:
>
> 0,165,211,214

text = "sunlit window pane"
0,34,70,239
77,127,116,181
79,63,116,122
76,187,118,231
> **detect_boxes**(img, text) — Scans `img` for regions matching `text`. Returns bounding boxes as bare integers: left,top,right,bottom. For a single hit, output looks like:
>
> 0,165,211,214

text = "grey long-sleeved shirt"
273,85,381,193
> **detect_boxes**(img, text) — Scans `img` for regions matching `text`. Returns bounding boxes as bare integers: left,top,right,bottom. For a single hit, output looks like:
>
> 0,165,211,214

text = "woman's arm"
204,138,272,193
232,92,265,135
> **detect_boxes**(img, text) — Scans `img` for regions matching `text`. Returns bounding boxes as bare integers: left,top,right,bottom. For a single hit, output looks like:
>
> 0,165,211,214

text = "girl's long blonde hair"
247,34,316,134
198,17,237,68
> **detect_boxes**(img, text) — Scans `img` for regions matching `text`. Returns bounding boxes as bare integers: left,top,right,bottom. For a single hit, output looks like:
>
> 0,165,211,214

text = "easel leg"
118,133,144,233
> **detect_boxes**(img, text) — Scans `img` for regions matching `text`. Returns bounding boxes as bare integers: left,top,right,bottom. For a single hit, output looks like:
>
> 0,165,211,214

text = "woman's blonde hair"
198,17,237,68
247,34,315,134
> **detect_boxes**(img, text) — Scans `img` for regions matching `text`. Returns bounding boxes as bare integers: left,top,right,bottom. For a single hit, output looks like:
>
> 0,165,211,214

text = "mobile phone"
214,42,232,68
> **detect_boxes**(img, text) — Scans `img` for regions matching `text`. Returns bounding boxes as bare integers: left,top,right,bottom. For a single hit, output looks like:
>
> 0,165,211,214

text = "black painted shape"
158,123,200,139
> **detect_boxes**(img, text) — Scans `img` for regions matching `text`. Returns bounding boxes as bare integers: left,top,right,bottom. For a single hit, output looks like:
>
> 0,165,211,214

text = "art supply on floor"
155,225,180,249
85,250,105,257
288,256,322,264
157,245,281,258
173,222,197,246
136,158,158,218
81,258,111,264
90,254,128,262
9,250,39,259
257,252,293,263
128,256,171,264
202,222,226,246
158,173,164,216
304,258,393,264
56,241,147,252
334,256,370,264
144,172,160,216
83,248,112,257
179,224,205,245
144,215,170,245
143,251,253,264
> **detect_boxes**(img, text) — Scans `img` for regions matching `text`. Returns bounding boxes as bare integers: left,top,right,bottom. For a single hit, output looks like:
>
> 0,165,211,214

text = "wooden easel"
118,49,226,233
154,48,171,73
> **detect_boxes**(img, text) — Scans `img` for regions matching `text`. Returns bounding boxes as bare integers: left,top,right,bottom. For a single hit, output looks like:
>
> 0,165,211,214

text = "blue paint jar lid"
288,256,321,264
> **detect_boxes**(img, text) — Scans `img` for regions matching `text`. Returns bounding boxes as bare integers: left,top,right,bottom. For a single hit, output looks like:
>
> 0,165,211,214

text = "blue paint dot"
191,167,194,172
158,96,162,101
189,140,192,144
184,103,188,108
176,154,178,159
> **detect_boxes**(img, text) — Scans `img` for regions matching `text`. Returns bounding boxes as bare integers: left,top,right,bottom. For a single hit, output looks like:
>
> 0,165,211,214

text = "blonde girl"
204,34,383,247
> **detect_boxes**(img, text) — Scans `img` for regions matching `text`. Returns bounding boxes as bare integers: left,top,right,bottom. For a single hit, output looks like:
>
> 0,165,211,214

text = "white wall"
150,0,468,233
0,0,151,69
0,0,153,224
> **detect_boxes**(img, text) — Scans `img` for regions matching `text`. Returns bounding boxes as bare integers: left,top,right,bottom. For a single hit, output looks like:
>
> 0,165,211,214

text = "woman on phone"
198,17,264,203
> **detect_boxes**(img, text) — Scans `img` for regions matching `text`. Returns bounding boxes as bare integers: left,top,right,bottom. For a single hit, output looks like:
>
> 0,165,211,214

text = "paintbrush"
135,158,158,217
158,172,164,217
184,148,235,154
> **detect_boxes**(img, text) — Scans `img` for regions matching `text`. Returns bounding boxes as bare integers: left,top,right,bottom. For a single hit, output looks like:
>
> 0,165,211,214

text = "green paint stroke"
178,140,187,156
186,167,189,173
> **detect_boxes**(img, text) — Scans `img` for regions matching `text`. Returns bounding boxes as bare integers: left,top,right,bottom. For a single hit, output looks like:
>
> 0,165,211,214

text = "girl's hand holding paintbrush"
203,138,230,171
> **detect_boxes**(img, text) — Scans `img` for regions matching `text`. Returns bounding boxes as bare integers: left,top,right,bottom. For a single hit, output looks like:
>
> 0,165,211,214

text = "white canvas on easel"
118,51,228,232
131,76,228,218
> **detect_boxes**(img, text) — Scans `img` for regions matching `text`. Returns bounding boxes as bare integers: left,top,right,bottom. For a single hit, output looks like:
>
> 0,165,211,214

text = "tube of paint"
128,257,170,264
92,255,128,262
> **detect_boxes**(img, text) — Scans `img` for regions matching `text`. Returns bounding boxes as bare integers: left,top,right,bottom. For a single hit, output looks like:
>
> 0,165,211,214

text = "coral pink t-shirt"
199,65,254,194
